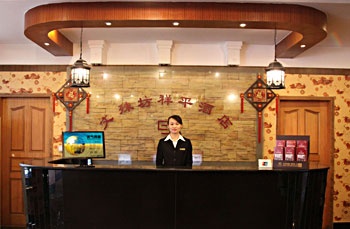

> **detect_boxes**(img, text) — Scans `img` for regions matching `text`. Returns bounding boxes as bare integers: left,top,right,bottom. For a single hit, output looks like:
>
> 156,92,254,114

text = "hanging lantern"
266,60,285,89
266,28,285,89
70,27,91,87
71,58,91,87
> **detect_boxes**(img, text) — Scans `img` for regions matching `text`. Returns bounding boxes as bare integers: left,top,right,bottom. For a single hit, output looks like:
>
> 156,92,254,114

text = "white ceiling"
1,0,350,53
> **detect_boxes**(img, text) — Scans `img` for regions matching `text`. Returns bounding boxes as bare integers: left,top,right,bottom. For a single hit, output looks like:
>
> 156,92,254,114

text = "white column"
224,41,243,66
88,40,106,65
156,40,173,66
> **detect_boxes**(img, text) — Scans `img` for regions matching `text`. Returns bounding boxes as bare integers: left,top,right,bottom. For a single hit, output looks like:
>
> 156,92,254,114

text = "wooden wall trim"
0,94,51,98
0,65,68,72
279,96,335,101
1,65,349,75
285,68,350,75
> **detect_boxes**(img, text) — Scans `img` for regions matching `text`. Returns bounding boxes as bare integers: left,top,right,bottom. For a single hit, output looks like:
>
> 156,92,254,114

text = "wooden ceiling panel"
24,2,327,57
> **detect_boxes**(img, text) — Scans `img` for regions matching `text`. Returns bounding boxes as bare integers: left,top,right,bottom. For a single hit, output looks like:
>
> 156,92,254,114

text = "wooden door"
1,97,52,227
277,97,333,229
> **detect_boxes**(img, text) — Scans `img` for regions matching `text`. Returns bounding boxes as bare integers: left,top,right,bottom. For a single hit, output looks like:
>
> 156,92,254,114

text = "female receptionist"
156,115,193,167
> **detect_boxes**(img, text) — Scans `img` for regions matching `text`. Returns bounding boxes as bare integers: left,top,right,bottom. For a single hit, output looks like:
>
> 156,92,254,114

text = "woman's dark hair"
167,115,183,125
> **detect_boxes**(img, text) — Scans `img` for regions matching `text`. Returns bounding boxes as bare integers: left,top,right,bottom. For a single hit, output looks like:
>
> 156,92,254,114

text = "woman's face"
168,118,182,134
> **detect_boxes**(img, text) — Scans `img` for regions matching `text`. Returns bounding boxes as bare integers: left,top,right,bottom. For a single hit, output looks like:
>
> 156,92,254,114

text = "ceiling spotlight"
239,23,246,28
105,21,112,26
173,21,180,26
44,42,50,46
300,44,306,48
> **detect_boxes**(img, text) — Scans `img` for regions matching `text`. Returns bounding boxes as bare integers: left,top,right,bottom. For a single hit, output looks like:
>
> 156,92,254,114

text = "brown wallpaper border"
0,65,350,75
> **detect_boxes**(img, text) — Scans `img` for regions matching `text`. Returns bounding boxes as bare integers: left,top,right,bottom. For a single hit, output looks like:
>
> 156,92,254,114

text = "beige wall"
1,67,349,222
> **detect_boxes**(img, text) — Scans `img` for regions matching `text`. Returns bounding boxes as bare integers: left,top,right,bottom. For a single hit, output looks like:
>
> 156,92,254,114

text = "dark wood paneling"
0,65,68,72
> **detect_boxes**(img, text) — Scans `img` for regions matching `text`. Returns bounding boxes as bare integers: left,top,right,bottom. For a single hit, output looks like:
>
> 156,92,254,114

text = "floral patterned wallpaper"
263,74,350,223
0,69,349,223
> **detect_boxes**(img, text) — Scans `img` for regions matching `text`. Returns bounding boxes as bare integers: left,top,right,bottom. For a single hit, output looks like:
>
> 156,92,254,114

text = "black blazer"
156,137,193,167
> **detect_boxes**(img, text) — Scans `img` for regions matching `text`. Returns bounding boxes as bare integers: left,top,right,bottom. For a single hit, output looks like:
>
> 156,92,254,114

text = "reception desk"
20,160,328,229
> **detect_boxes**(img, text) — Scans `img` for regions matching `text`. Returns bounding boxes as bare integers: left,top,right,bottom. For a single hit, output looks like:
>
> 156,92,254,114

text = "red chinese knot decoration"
241,74,276,143
53,79,90,131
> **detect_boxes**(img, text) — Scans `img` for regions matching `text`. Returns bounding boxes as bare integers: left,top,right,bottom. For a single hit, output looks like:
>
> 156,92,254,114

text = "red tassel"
258,112,262,143
240,93,244,113
52,93,56,112
69,111,73,131
86,93,90,114
276,94,279,114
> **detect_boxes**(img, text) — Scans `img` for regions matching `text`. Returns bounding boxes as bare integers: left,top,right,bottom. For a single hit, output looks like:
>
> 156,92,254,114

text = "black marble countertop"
19,158,329,172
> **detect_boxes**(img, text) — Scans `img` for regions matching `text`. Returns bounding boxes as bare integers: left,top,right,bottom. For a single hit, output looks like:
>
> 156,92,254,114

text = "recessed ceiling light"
300,44,306,48
105,21,112,26
173,21,180,26
44,42,50,46
240,23,246,28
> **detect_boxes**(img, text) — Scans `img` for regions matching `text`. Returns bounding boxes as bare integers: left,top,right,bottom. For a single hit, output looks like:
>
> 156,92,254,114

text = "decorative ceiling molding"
24,2,327,58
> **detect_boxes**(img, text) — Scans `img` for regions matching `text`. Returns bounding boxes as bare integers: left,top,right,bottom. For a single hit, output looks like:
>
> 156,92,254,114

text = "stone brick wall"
73,66,260,162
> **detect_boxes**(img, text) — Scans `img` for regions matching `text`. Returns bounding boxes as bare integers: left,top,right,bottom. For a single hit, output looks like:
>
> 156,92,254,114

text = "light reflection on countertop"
20,158,329,172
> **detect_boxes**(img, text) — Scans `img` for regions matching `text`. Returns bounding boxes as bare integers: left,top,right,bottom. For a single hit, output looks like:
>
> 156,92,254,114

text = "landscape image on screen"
63,131,105,158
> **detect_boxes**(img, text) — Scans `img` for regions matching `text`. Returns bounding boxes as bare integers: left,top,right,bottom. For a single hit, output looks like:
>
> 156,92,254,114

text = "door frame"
0,97,2,225
277,95,335,228
0,94,53,227
277,96,335,156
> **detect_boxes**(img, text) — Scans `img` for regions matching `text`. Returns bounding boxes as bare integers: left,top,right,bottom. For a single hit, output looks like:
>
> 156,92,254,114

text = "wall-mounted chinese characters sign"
138,96,152,108
158,94,173,105
217,115,233,129
178,97,193,108
118,102,134,114
199,102,214,115
158,120,169,135
100,115,114,130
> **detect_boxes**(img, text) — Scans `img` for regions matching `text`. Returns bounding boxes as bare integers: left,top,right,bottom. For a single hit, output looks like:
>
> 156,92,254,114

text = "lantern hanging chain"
274,27,277,61
79,27,83,60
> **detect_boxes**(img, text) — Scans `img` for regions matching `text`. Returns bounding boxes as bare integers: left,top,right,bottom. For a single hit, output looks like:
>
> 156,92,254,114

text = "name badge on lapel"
180,148,186,151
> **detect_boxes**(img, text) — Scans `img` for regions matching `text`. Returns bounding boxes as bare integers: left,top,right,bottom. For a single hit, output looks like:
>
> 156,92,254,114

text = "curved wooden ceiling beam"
24,2,327,58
